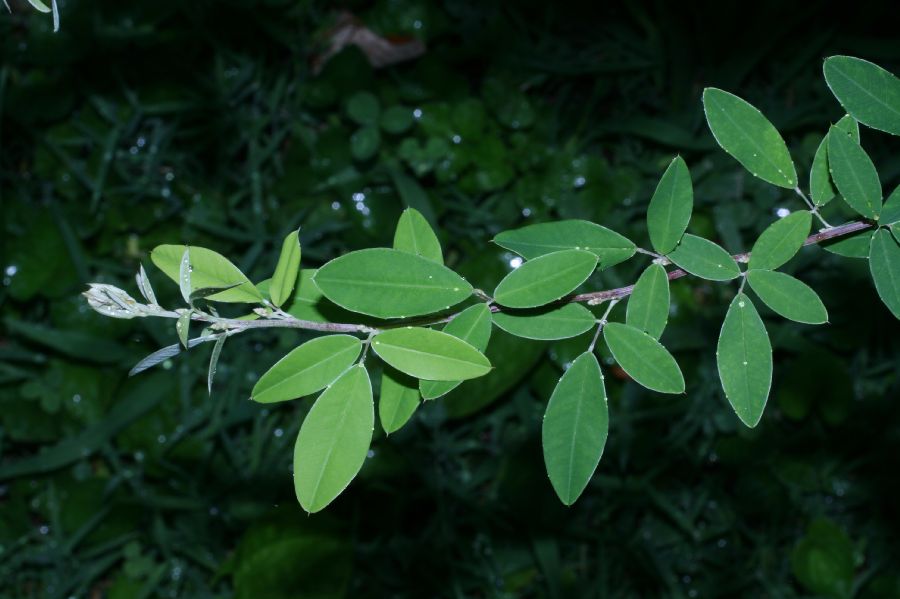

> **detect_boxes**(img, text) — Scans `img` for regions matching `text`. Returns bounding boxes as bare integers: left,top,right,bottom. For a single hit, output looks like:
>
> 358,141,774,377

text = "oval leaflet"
313,248,473,319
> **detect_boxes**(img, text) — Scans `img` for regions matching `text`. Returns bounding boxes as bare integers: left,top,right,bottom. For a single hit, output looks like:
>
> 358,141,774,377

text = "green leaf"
493,220,635,267
667,234,740,281
702,88,797,188
647,156,693,254
835,113,862,141
176,311,191,348
542,352,608,506
493,250,598,309
393,208,443,263
822,230,875,259
379,367,420,435
231,521,351,599
625,264,670,340
136,263,157,305
747,270,828,325
882,185,900,225
810,115,860,207
346,91,380,126
179,248,192,303
492,303,596,341
748,211,811,271
869,228,900,319
391,170,436,225
420,304,493,400
824,55,900,136
602,322,684,393
380,105,414,134
26,0,51,12
313,248,472,318
129,336,217,376
189,282,242,302
716,294,772,427
790,518,856,599
270,230,301,308
251,335,362,404
207,335,226,395
293,365,373,513
810,139,833,208
350,126,381,161
151,245,263,303
827,126,882,219
372,327,491,381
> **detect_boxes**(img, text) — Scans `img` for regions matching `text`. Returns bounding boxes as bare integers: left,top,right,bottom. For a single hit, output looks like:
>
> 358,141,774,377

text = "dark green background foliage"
2,1,900,597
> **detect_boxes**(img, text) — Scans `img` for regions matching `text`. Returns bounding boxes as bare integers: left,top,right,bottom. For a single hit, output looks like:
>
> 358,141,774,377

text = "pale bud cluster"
82,284,159,319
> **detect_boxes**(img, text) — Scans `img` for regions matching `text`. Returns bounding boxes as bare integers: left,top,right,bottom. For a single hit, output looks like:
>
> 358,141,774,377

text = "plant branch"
112,219,873,336
571,219,871,304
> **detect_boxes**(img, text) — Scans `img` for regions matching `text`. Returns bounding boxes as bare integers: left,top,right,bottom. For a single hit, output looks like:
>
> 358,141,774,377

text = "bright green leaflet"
179,248,191,303
882,185,900,225
667,234,740,281
372,327,491,381
251,335,362,404
827,126,882,219
420,304,493,400
746,270,828,325
293,365,373,513
869,229,900,319
647,156,693,254
270,230,301,308
351,126,380,161
379,367,420,435
151,245,264,303
809,115,859,206
313,248,473,319
493,220,635,267
625,264,670,340
493,249,598,309
176,311,190,348
822,230,875,259
702,88,797,188
823,55,900,136
748,211,811,271
602,322,684,394
716,293,772,428
492,303,596,341
393,208,443,263
346,91,380,126
542,352,608,506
